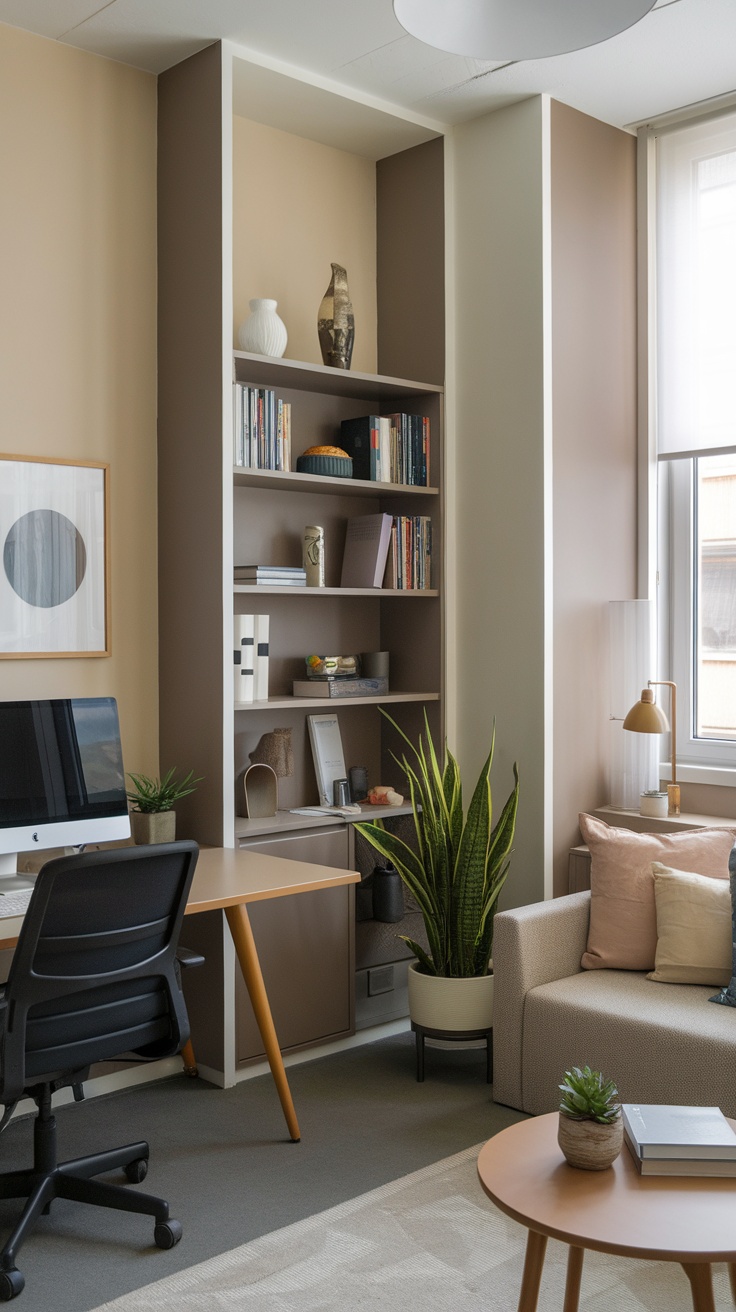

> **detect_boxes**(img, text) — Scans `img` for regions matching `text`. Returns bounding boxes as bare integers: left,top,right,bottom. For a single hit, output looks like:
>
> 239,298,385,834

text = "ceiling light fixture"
393,0,657,62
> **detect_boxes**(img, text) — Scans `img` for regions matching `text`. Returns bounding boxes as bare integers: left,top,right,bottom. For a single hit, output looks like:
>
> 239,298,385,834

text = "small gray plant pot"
130,810,176,845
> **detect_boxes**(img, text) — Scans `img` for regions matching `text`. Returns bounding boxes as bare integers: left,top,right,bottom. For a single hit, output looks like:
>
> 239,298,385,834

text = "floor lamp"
623,681,679,816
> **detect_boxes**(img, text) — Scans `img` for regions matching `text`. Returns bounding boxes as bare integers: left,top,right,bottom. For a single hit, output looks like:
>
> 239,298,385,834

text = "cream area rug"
92,1144,733,1311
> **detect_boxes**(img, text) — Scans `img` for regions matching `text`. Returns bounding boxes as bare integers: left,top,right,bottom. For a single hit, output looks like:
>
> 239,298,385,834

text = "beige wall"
232,116,377,373
550,101,638,895
0,24,158,776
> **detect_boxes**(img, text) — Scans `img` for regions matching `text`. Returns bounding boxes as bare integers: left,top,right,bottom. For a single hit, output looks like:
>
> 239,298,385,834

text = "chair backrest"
0,841,199,1103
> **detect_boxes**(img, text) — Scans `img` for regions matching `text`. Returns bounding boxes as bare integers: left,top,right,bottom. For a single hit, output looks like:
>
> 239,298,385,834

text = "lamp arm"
647,680,679,813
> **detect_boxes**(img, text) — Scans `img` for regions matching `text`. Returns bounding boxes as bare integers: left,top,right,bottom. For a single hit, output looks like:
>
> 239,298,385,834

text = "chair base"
0,1087,181,1300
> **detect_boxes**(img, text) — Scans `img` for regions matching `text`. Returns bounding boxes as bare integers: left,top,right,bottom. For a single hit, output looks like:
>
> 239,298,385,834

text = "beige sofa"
492,890,736,1118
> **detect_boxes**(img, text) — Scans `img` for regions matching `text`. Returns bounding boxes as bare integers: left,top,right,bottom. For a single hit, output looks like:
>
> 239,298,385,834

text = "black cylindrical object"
372,862,404,923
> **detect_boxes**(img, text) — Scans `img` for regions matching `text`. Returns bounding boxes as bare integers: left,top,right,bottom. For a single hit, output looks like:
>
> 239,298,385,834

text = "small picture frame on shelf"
307,713,347,807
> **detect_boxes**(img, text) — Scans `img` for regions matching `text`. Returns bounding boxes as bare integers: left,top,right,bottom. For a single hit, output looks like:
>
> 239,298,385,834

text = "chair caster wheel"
0,1269,25,1301
124,1157,148,1183
154,1219,182,1250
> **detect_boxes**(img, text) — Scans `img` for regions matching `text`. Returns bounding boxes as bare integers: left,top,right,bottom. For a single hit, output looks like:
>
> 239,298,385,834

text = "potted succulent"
126,767,202,845
355,710,519,1034
558,1065,623,1170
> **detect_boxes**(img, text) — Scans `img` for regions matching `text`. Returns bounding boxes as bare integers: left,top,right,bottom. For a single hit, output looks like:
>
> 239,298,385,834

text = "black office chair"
0,840,200,1301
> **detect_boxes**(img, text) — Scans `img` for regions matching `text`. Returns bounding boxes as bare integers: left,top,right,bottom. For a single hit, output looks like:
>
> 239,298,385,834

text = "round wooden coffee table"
477,1113,736,1312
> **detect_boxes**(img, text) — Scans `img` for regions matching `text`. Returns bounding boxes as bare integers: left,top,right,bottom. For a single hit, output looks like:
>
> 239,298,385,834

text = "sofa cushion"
521,969,736,1117
648,862,733,986
579,813,736,971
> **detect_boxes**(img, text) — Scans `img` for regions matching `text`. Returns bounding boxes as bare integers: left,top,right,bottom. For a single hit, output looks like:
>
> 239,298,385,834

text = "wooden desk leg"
681,1263,716,1312
729,1264,736,1304
225,903,301,1143
563,1246,584,1312
517,1230,547,1312
180,1039,198,1077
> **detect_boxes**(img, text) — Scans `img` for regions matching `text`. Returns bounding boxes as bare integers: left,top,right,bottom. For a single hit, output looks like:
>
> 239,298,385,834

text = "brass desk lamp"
623,681,679,816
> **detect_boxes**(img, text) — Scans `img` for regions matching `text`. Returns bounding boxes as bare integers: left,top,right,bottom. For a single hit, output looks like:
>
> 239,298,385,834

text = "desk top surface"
0,845,359,949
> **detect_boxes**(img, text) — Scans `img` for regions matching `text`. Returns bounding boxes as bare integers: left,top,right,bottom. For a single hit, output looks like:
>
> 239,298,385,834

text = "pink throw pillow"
579,813,736,971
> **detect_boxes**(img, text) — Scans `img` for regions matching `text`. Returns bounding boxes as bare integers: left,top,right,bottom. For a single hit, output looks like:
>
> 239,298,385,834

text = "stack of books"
339,413,430,486
622,1103,736,1176
385,516,432,590
292,676,389,699
234,565,306,587
233,383,291,471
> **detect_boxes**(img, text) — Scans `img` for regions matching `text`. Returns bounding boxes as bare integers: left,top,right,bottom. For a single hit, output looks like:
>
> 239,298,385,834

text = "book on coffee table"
622,1104,736,1175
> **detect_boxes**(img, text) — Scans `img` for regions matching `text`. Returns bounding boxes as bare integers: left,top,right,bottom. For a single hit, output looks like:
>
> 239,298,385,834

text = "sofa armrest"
492,891,590,1111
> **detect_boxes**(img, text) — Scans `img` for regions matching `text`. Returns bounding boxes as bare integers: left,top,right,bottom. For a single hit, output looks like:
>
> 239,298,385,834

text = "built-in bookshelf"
157,41,446,1076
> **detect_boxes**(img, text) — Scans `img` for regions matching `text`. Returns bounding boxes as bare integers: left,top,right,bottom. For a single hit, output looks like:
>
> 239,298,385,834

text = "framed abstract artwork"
0,455,110,658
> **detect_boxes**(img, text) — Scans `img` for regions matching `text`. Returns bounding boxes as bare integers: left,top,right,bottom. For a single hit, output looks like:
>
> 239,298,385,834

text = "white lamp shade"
607,600,658,809
393,0,656,61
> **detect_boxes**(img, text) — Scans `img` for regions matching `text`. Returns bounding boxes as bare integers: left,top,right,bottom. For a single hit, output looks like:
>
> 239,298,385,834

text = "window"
653,109,736,771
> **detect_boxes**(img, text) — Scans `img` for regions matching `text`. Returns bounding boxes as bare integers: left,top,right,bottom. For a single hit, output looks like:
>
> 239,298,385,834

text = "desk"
0,846,359,1145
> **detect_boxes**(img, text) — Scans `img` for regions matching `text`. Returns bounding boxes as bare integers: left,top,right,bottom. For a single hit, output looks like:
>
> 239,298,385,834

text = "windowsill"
659,762,736,789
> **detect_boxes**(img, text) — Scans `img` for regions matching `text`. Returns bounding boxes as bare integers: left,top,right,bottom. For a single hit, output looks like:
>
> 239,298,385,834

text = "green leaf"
355,708,519,978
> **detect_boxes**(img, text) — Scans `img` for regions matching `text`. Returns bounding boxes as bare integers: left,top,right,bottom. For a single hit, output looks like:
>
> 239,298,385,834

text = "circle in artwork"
3,509,87,608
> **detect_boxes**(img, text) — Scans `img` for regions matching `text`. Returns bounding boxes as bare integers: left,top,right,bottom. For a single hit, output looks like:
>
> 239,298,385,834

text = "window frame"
641,102,736,779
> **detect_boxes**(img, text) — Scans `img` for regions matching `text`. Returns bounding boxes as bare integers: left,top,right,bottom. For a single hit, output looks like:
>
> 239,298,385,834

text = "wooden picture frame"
0,454,110,658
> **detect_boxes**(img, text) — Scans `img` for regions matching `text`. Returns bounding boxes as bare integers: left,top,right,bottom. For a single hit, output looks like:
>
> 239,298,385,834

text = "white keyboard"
0,889,34,919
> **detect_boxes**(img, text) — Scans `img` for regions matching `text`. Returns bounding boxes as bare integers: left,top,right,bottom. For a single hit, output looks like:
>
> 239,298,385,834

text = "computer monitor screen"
0,697,130,874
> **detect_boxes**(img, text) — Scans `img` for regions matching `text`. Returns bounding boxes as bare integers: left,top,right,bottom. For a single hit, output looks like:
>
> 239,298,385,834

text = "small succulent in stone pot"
557,1065,623,1170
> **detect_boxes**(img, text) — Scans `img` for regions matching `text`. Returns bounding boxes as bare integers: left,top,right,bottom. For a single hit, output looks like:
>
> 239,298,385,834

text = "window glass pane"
696,453,736,739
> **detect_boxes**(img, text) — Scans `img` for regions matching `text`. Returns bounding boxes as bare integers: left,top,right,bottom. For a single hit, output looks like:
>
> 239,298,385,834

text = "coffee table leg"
681,1262,716,1312
729,1264,736,1303
563,1245,584,1312
517,1230,547,1312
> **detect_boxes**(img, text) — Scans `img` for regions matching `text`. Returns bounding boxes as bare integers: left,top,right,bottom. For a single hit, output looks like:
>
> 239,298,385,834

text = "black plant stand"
411,1023,493,1083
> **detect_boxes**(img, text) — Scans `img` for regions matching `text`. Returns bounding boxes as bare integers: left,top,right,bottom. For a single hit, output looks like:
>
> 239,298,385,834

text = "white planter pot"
237,298,287,357
407,962,494,1032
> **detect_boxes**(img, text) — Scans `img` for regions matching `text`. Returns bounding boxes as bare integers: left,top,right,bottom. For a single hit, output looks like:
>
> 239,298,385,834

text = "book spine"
284,402,291,472
254,613,270,701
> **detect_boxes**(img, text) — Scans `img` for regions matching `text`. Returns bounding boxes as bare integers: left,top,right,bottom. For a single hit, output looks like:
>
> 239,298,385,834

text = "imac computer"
0,697,131,888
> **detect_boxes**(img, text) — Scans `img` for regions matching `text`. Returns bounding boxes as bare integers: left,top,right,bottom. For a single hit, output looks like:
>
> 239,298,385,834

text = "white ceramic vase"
237,298,287,357
407,962,494,1031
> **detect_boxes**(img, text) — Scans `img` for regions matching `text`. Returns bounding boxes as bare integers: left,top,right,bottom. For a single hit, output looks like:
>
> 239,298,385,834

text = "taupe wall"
550,101,638,895
452,96,640,908
232,116,377,374
452,98,550,911
0,24,158,776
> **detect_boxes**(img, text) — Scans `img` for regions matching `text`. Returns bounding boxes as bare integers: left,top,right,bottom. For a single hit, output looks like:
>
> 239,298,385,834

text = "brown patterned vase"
317,263,354,370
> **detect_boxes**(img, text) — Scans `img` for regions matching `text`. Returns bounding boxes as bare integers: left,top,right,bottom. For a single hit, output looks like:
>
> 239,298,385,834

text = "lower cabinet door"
234,826,354,1064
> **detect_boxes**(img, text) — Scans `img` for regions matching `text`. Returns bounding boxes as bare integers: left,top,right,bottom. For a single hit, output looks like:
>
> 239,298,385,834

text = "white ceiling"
0,0,735,132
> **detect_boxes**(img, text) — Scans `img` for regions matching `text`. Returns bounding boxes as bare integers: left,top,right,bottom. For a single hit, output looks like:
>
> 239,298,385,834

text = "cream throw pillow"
648,862,733,986
579,814,736,971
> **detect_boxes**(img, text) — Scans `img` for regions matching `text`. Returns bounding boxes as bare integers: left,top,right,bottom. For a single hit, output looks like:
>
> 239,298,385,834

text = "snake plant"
355,709,519,978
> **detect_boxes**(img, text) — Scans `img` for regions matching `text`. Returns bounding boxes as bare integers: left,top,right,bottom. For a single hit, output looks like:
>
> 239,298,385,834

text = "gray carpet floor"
0,1032,523,1312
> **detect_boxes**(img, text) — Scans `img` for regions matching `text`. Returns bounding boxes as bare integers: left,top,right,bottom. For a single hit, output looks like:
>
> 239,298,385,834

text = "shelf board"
235,692,439,711
233,585,438,597
232,466,438,498
235,801,416,841
233,351,444,401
